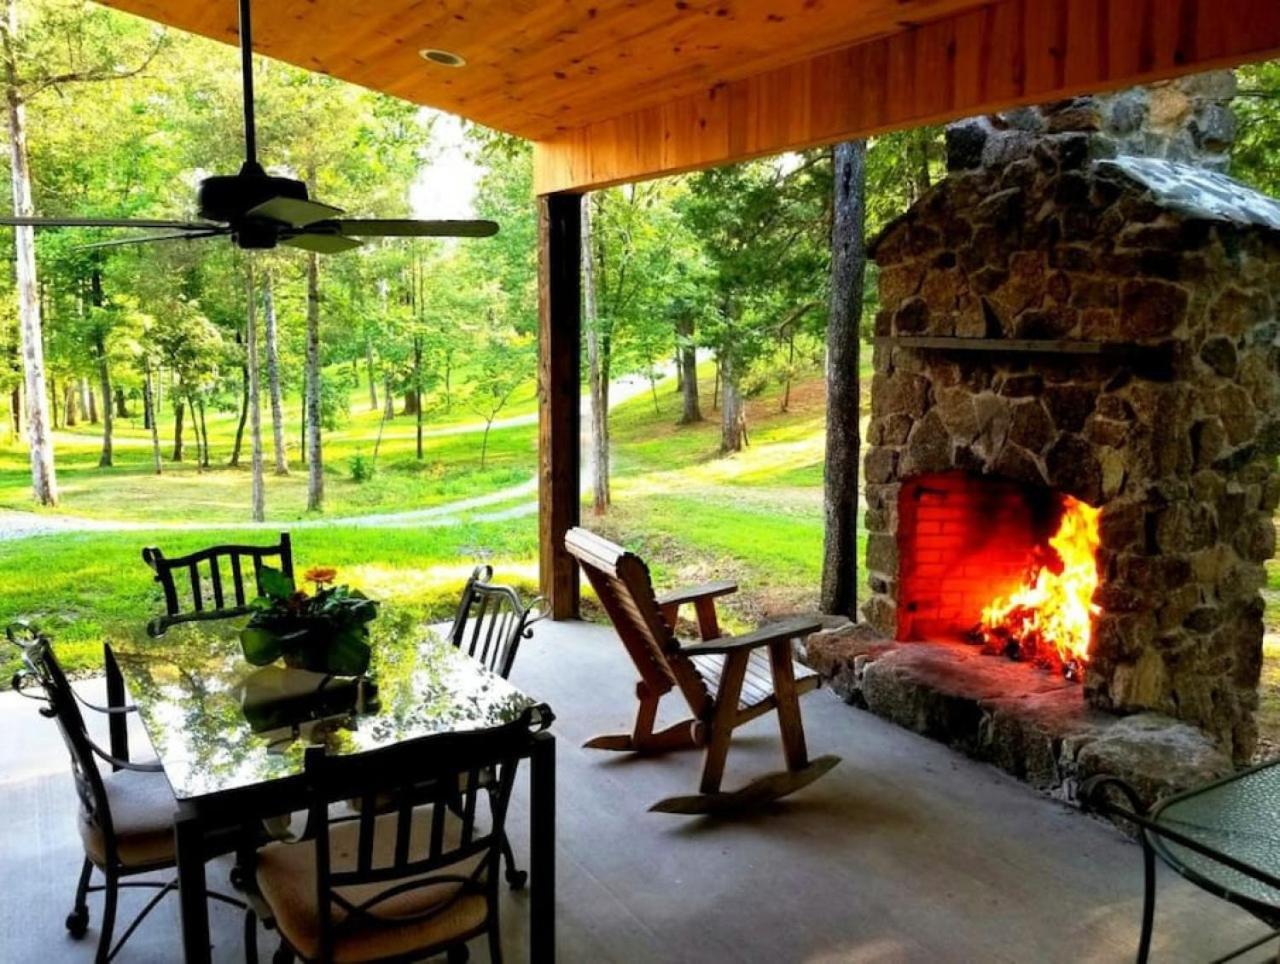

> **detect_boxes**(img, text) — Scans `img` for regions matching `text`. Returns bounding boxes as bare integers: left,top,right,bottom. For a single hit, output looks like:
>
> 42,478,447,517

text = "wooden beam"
533,0,1280,194
538,193,582,620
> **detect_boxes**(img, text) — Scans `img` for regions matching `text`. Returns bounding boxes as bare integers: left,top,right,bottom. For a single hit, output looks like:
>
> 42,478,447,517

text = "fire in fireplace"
894,471,1100,680
971,495,1100,679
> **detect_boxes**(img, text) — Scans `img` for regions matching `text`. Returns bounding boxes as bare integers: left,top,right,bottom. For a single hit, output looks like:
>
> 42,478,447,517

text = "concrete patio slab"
0,618,1271,962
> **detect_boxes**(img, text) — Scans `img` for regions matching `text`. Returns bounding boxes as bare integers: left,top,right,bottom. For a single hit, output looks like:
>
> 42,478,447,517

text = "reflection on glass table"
109,606,545,802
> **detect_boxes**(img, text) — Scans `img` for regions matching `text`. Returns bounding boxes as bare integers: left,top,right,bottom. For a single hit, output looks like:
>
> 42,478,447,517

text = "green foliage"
348,452,374,483
240,565,378,675
1233,62,1280,196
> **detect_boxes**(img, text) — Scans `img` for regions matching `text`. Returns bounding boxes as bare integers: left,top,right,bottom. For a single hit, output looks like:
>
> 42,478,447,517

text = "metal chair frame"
244,719,533,964
446,566,546,891
142,532,295,637
1081,771,1280,964
7,624,243,962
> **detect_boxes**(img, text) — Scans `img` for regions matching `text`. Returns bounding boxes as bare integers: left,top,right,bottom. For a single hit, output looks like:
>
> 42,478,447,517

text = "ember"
970,496,1101,678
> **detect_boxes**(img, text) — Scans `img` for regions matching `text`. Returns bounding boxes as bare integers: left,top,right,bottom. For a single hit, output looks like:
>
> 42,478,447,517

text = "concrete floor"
0,618,1273,963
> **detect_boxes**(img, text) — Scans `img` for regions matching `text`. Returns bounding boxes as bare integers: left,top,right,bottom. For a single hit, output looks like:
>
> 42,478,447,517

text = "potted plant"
239,565,378,676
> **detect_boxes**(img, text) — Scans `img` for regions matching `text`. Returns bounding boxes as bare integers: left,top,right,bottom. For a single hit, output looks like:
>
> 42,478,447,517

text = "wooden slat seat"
690,647,819,714
565,527,838,813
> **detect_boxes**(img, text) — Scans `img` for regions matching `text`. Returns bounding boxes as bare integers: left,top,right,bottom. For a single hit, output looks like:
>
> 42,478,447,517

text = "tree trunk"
63,381,76,426
582,197,610,514
413,334,423,460
8,384,18,439
719,352,746,455
442,353,452,412
172,398,185,461
383,372,394,421
676,315,701,424
402,389,418,416
781,330,795,414
299,384,306,462
246,258,265,522
480,420,493,469
86,379,98,424
820,140,869,618
91,270,112,468
3,1,56,504
49,374,57,428
364,337,378,411
712,359,721,411
229,355,248,467
114,385,126,418
95,334,112,467
263,271,288,475
143,362,161,474
305,251,323,512
190,394,204,474
198,398,210,468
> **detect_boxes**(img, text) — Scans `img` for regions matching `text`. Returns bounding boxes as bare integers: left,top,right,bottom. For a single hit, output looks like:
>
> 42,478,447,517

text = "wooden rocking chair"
565,528,839,814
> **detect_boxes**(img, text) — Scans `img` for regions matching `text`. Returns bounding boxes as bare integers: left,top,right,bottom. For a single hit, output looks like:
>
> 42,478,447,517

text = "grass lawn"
0,362,848,678
0,521,540,678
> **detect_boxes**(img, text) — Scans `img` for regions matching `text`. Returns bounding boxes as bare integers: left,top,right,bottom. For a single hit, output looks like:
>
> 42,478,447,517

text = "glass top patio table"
107,607,547,802
1149,759,1280,919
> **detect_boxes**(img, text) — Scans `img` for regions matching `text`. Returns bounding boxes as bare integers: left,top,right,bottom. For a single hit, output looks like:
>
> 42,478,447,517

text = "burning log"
970,496,1101,682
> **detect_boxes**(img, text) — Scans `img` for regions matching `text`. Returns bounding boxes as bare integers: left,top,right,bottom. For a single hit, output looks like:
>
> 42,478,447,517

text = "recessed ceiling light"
420,48,466,67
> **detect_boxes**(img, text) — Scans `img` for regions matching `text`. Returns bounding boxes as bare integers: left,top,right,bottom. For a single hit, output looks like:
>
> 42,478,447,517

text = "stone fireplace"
812,78,1280,791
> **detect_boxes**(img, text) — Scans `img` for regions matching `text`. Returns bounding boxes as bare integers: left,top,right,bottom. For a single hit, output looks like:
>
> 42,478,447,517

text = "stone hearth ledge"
802,623,1233,807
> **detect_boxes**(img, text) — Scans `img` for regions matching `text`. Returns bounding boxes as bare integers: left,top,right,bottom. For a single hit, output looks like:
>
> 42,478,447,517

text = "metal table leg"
529,730,556,963
175,804,212,963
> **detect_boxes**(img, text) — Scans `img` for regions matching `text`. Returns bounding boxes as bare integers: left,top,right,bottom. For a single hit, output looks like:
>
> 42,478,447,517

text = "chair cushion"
690,647,819,710
78,766,177,871
255,806,489,963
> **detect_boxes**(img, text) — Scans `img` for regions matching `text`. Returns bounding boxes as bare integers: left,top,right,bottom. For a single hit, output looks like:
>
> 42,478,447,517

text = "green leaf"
239,626,282,666
257,566,295,602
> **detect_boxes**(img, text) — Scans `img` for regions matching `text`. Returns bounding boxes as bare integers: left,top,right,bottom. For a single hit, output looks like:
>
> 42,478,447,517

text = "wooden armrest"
678,616,822,656
655,580,738,609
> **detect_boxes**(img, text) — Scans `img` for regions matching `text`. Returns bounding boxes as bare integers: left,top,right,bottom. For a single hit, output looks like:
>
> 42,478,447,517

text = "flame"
976,496,1101,677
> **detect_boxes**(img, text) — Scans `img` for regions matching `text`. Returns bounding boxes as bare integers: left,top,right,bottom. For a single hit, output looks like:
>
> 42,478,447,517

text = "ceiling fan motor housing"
197,167,310,225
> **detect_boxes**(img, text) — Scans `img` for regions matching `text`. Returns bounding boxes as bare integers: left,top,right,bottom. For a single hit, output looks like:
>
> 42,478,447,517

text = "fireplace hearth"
817,80,1280,785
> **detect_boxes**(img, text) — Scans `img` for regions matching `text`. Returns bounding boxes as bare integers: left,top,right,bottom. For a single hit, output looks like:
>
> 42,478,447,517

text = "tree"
1234,62,1280,195
262,268,288,475
304,249,321,512
683,154,831,455
0,0,163,504
820,141,869,618
468,323,532,470
246,259,264,520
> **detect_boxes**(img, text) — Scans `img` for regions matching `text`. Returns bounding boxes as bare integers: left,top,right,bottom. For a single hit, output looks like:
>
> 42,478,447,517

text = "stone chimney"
946,71,1237,174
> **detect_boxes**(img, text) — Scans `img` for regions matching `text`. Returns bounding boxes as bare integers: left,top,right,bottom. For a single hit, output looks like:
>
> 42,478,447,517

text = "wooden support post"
538,192,582,620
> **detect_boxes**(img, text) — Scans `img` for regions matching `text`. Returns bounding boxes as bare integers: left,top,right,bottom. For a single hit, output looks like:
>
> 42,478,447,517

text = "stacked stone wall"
864,125,1280,760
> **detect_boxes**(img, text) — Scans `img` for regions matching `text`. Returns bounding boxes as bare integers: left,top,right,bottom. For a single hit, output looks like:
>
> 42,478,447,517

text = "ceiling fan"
0,0,497,254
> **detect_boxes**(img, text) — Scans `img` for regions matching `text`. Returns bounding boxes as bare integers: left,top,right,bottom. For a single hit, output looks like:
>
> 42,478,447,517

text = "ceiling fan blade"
280,232,363,254
0,216,219,230
329,219,500,239
246,196,345,228
77,230,228,250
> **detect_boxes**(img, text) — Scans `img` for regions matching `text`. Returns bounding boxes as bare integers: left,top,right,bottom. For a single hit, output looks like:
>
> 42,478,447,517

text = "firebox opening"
896,471,1100,678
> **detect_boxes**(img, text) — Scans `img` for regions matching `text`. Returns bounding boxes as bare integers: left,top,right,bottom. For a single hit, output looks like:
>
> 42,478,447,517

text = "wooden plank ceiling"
96,0,992,140
97,0,1280,194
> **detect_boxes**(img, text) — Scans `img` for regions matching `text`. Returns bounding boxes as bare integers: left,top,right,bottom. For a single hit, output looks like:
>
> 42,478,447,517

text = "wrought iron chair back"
142,532,294,636
8,625,120,858
447,565,546,679
283,722,527,960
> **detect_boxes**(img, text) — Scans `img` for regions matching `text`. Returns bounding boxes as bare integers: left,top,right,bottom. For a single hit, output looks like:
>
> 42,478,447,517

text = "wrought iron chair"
142,532,295,637
7,624,243,962
1081,769,1280,963
446,565,546,890
243,718,536,964
447,565,546,679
